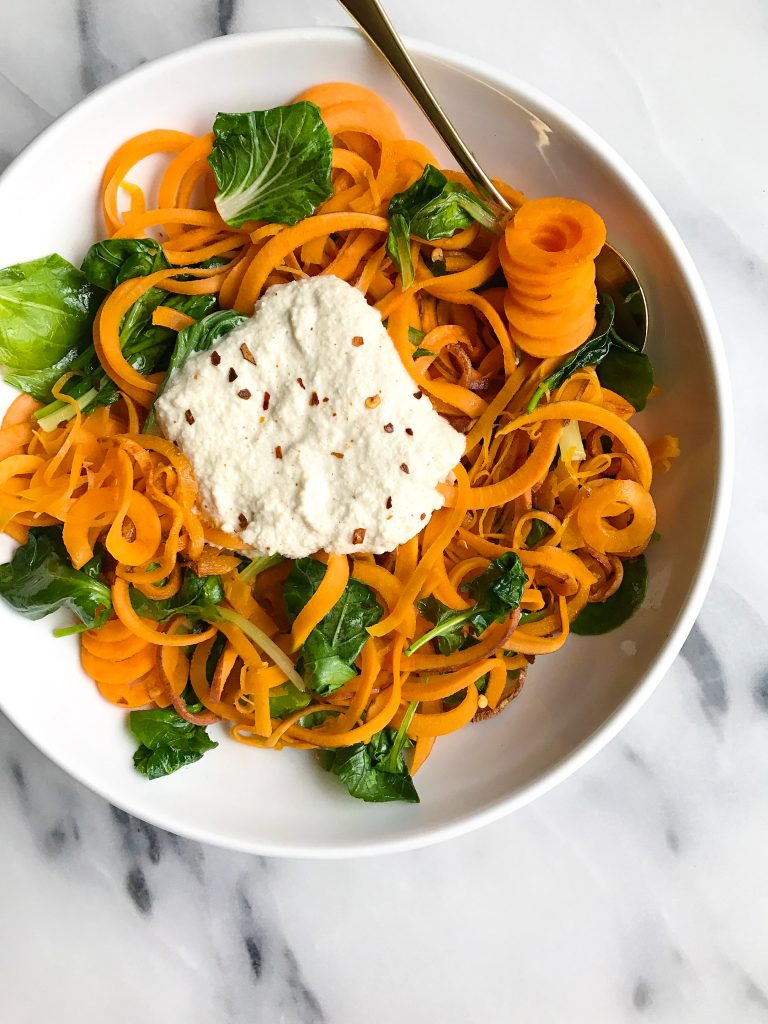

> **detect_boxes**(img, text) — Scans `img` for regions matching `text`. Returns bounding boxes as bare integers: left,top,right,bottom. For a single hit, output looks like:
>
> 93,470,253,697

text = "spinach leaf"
0,254,100,400
571,555,648,635
319,717,419,804
269,682,311,719
130,572,224,623
164,309,247,377
0,526,111,629
416,596,467,655
35,290,216,431
525,518,553,548
145,308,247,432
130,689,217,779
387,165,496,288
462,552,528,634
407,553,526,654
209,103,333,228
596,348,654,411
526,296,615,412
525,290,654,414
284,558,383,695
81,238,169,291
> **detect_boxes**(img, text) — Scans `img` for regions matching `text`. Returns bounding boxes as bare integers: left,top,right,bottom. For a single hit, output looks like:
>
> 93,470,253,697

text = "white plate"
0,29,732,857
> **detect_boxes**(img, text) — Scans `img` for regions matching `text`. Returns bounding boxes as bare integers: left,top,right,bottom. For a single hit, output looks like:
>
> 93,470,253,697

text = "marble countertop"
1,1,766,1021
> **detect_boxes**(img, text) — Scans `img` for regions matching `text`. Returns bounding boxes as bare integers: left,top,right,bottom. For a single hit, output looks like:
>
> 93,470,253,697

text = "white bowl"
0,29,732,857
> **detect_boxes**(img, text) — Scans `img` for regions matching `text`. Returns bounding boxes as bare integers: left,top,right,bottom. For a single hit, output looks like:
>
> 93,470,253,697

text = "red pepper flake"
211,351,221,366
309,391,320,406
420,513,426,520
228,367,238,382
386,496,392,509
238,513,248,529
275,445,283,460
263,391,271,411
351,335,364,347
331,451,344,459
297,377,305,389
351,527,366,545
240,343,256,364
238,389,251,400
383,423,394,433
184,409,195,425
322,396,329,403
405,427,413,436
400,463,410,474
413,391,423,399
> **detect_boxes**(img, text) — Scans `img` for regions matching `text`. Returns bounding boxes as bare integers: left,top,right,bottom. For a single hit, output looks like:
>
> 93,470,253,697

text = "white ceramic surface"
0,30,730,857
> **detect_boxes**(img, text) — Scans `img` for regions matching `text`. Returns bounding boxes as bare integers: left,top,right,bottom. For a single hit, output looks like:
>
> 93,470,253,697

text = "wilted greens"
284,558,383,695
408,553,527,655
144,308,248,431
130,688,218,779
387,165,496,288
0,527,111,630
129,572,224,623
319,704,419,803
571,555,648,635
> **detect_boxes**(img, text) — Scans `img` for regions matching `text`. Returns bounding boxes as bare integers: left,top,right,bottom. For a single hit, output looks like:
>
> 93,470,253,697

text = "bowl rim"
0,27,734,858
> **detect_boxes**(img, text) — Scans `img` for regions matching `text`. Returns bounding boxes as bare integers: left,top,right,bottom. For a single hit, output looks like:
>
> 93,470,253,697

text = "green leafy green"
596,347,654,411
526,296,615,412
130,572,224,623
80,238,169,291
0,526,111,629
524,289,654,414
144,308,248,432
284,558,383,695
269,682,312,719
387,165,496,287
525,517,553,548
29,239,215,428
412,347,436,359
462,552,528,634
571,555,648,635
130,688,217,779
0,254,100,400
319,714,419,804
209,102,333,228
416,596,467,655
35,290,216,430
165,309,247,378
407,553,526,655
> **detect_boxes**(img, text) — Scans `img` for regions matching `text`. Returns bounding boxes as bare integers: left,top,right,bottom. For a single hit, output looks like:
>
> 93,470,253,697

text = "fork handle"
336,0,512,211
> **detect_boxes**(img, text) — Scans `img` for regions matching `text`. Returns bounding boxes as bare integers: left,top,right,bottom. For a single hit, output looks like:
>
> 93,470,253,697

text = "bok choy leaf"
209,102,333,227
387,165,496,288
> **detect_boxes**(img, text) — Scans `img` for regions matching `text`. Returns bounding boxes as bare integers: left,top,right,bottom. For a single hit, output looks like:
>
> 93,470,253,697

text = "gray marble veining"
1,1,767,1021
